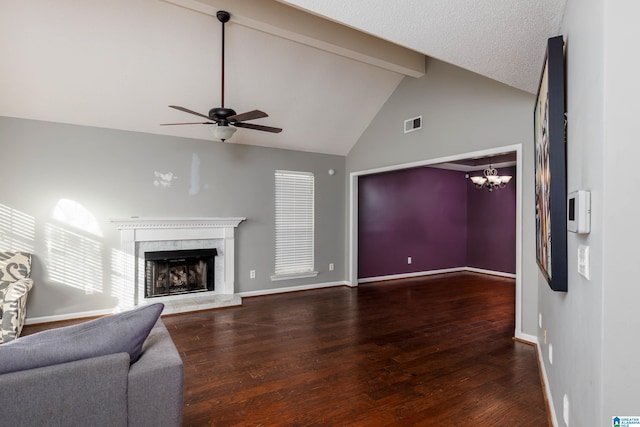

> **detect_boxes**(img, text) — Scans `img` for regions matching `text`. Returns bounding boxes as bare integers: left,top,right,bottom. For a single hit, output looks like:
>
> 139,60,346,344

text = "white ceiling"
0,0,566,156
280,0,568,95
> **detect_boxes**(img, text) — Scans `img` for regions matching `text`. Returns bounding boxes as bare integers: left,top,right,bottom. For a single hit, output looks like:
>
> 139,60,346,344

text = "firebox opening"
144,249,217,298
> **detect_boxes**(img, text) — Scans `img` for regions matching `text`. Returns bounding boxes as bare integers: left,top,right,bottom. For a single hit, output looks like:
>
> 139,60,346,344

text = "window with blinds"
272,170,317,280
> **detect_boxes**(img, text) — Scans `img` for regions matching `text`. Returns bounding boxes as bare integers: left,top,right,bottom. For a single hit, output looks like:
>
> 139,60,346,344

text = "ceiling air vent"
404,115,422,133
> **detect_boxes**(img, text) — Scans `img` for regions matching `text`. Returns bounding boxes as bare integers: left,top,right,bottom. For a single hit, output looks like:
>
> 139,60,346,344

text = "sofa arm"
127,319,184,427
1,278,34,343
0,352,130,426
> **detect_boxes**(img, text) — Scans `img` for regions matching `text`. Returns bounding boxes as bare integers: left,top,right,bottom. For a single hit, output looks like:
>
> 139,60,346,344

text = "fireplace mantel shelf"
110,217,246,230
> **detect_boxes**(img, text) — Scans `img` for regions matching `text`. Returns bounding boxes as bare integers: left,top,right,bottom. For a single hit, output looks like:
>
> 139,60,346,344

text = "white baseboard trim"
358,267,466,284
238,280,349,298
464,267,516,279
512,332,556,426
25,308,115,325
535,336,558,427
358,267,516,284
514,330,537,345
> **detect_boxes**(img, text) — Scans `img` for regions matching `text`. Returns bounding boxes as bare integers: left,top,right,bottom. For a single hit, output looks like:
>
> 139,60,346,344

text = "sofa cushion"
0,303,163,374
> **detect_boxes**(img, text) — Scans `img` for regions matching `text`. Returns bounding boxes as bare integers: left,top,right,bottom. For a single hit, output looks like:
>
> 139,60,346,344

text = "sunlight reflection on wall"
45,223,103,294
110,248,135,310
0,204,36,253
45,199,104,294
53,199,103,237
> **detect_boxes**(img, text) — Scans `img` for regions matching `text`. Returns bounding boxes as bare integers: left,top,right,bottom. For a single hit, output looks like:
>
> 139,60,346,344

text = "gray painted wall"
540,0,604,425
545,0,640,425
601,1,640,422
0,117,345,319
346,58,538,336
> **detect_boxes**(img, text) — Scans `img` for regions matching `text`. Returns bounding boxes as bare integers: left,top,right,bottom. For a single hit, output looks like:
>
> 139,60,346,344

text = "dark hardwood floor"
161,272,549,426
23,272,548,426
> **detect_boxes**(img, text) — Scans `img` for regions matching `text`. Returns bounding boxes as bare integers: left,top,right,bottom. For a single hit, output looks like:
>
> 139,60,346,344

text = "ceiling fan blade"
233,122,283,133
169,105,211,120
227,109,268,122
160,122,213,126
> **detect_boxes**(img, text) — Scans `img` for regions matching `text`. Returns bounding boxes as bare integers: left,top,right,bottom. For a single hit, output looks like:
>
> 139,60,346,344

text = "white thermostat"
567,190,591,234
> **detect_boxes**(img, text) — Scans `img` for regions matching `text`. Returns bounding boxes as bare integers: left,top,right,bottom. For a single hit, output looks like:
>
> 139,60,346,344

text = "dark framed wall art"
534,35,568,292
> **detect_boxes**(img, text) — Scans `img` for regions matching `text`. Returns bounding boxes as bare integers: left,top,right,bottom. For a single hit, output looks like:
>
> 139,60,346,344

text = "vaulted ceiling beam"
163,0,425,77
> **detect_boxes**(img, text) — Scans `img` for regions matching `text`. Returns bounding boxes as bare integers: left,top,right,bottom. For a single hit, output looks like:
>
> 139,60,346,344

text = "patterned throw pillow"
0,252,32,282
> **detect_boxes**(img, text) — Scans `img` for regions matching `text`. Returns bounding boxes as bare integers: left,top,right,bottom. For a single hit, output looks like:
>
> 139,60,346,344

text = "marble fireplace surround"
111,217,245,314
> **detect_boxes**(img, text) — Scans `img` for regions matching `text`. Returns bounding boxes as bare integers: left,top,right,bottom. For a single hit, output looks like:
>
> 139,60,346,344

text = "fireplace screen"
144,249,217,298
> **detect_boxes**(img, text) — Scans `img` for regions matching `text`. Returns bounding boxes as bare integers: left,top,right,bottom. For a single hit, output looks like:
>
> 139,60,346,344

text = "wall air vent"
404,115,422,133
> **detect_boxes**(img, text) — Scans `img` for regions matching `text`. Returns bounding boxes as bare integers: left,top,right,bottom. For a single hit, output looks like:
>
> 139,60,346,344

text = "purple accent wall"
358,167,467,278
466,166,516,274
358,165,516,279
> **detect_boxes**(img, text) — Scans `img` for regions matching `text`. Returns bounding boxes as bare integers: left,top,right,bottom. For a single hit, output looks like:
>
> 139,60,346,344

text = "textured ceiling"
0,0,567,155
280,0,568,94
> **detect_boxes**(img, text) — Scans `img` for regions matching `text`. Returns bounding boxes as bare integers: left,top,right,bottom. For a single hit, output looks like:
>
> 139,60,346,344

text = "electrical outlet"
250,270,255,279
578,245,590,280
329,263,334,271
407,256,412,264
539,313,542,328
563,394,570,426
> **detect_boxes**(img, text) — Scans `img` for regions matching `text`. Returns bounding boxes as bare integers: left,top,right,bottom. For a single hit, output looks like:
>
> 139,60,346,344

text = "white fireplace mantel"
111,217,245,230
111,217,245,312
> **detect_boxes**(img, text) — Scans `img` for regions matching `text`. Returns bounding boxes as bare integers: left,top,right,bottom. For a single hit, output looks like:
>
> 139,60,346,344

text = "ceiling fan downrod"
217,10,230,109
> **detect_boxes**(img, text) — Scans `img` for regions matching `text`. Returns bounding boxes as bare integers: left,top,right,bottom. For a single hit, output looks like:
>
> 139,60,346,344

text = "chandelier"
468,164,512,191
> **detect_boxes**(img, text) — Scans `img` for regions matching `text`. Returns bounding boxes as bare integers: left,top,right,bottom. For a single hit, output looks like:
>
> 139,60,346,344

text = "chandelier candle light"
468,164,512,191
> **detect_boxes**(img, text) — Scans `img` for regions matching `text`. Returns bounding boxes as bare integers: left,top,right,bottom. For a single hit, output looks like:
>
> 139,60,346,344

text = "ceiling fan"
162,10,282,142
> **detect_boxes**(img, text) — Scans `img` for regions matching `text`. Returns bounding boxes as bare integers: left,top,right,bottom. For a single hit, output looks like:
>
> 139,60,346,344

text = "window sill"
270,271,319,282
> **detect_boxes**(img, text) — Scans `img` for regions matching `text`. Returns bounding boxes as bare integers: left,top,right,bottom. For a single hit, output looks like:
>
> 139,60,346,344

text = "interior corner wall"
346,58,537,336
357,165,516,279
466,166,516,274
0,117,345,320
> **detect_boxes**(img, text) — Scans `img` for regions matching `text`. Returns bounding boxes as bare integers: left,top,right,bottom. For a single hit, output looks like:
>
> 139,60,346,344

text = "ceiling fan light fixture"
210,124,237,142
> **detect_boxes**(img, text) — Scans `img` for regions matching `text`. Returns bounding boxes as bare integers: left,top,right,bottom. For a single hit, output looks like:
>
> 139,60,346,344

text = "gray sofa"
0,305,183,426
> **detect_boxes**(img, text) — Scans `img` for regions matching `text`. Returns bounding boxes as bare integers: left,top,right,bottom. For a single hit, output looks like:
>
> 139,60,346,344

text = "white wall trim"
238,280,348,297
270,271,319,281
348,144,525,334
514,146,524,338
535,337,559,427
358,267,516,284
514,331,537,344
25,308,115,325
358,267,466,283
464,267,516,279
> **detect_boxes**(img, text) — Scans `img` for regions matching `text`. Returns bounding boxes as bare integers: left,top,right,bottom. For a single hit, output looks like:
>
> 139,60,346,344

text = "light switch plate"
578,245,590,280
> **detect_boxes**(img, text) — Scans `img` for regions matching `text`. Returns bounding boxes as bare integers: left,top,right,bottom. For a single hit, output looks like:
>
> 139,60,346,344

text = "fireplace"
144,249,217,298
110,217,245,314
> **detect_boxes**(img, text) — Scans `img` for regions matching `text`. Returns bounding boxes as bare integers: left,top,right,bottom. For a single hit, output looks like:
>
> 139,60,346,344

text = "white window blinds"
274,170,315,278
